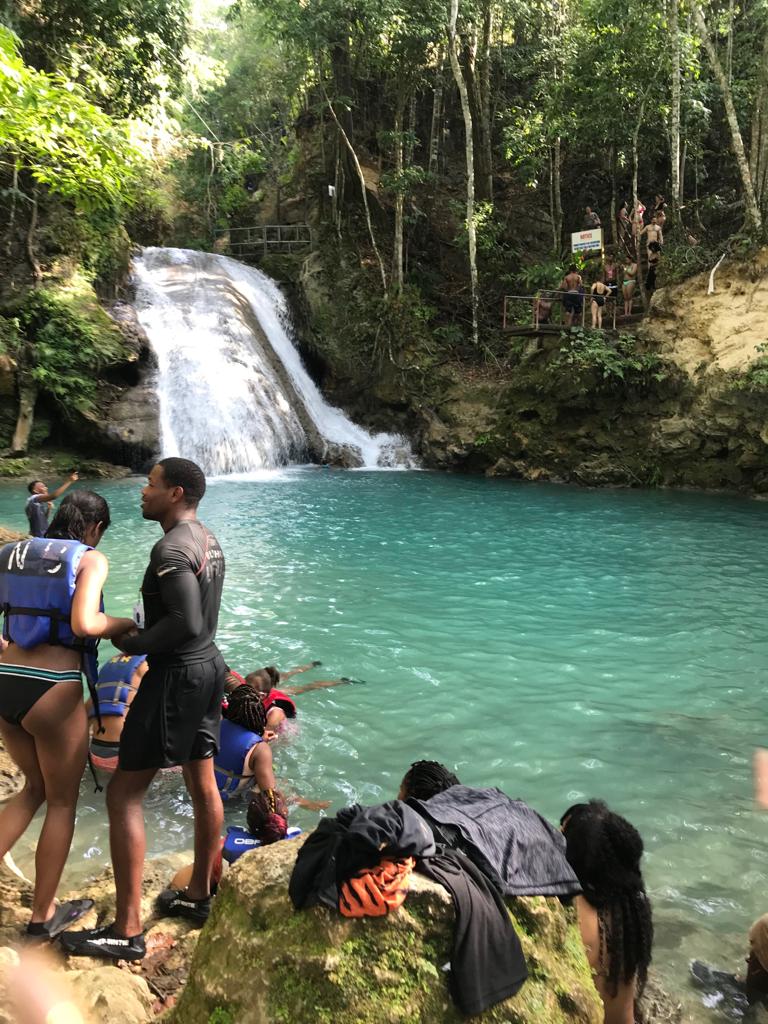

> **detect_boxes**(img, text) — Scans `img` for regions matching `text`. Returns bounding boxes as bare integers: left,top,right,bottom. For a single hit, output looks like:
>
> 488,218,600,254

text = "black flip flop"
26,899,95,941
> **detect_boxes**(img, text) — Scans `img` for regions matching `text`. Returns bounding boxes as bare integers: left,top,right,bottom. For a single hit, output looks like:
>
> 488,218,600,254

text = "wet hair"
247,788,288,843
567,265,577,274
46,491,110,542
223,683,267,735
27,480,42,494
560,800,653,999
400,760,461,801
246,666,281,691
157,457,206,507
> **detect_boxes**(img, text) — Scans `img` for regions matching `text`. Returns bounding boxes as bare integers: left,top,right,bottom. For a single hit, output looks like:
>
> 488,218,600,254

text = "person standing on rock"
0,491,135,940
24,473,79,537
62,458,226,962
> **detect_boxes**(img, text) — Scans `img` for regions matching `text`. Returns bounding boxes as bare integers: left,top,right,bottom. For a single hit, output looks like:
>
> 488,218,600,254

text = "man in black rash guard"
62,458,226,961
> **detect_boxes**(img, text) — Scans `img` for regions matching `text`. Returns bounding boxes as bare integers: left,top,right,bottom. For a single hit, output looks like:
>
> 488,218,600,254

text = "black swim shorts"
118,654,226,771
563,292,583,313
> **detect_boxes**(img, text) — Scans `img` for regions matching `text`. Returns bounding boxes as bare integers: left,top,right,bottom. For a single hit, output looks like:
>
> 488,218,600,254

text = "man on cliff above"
24,473,79,536
62,457,226,961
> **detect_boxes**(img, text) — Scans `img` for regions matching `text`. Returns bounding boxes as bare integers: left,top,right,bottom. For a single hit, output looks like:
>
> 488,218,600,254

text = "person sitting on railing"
559,266,584,327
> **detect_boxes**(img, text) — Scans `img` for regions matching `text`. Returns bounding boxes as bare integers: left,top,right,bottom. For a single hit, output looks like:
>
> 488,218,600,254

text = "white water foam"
132,247,414,474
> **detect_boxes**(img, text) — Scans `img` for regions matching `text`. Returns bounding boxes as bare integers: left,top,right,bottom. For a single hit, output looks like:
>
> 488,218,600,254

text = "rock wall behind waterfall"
131,248,413,474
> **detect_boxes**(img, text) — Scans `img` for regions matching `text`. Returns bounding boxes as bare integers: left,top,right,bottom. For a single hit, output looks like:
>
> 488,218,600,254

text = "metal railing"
215,224,313,258
502,291,642,332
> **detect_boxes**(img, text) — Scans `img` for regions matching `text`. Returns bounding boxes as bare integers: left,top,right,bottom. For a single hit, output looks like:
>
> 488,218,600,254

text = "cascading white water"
131,247,413,474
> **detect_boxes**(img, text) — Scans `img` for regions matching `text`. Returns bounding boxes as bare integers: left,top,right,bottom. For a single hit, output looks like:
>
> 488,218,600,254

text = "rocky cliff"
296,247,768,494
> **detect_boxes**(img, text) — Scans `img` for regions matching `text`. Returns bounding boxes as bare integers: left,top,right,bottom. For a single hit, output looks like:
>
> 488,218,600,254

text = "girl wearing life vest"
87,654,148,770
214,684,284,816
0,491,135,940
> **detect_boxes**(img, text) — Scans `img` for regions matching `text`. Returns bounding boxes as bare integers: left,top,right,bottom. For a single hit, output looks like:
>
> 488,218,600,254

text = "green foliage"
207,1010,235,1024
2,277,130,416
551,328,669,389
8,0,189,117
0,26,139,211
728,342,768,391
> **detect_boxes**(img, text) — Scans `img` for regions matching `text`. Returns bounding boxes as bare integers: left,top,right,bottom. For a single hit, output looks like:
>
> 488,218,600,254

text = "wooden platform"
504,312,645,335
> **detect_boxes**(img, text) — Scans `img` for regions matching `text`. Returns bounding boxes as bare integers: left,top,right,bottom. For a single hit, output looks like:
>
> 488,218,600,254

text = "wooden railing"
502,292,644,333
215,224,313,258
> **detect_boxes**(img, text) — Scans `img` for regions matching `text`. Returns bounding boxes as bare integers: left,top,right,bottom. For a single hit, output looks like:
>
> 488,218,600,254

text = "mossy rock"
172,836,601,1024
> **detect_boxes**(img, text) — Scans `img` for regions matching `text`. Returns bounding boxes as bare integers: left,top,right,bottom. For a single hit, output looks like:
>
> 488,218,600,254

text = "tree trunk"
26,189,42,285
11,381,37,455
448,0,479,346
670,0,682,208
478,0,494,200
609,145,617,249
462,25,492,202
749,28,768,217
553,136,563,255
322,86,389,295
693,1,762,234
393,99,405,296
428,48,445,177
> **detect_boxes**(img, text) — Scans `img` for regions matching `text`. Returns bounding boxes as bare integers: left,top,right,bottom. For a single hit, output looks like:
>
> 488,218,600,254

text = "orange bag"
339,857,416,918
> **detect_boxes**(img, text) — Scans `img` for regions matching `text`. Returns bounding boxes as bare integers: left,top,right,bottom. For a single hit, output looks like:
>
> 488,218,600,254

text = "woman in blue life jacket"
87,654,148,771
0,491,135,940
214,683,282,806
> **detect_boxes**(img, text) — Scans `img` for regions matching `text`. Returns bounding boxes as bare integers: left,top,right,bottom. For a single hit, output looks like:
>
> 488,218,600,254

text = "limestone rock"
66,967,154,1023
172,834,602,1024
101,380,161,466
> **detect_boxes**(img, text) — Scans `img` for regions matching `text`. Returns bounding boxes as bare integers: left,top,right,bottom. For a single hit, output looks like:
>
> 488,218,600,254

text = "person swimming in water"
560,800,653,1024
243,665,357,732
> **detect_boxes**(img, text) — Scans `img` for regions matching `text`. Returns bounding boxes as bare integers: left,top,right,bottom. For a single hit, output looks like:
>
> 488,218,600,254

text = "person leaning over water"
62,458,226,961
24,473,79,538
560,800,653,1024
86,653,148,771
0,491,135,940
243,664,356,732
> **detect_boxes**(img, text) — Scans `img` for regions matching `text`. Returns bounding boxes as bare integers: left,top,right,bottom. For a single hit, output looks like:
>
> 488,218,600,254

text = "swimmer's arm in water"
279,660,322,680
119,557,203,654
71,550,136,640
293,796,332,811
282,677,356,696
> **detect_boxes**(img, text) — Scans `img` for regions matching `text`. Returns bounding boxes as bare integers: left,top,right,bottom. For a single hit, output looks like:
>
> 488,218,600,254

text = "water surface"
0,471,766,1019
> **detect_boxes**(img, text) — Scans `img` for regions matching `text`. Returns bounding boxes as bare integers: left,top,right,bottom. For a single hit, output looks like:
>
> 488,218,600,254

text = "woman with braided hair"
398,760,461,801
213,683,280,806
560,800,653,1024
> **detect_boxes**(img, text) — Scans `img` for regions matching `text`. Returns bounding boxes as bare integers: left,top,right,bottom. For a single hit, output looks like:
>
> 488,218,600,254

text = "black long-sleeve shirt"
122,519,225,663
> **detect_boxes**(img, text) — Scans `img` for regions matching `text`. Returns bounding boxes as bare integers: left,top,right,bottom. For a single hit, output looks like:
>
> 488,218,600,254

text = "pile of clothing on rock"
289,785,582,1016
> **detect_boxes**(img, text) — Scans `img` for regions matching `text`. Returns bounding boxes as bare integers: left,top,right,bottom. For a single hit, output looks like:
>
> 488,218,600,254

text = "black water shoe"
60,924,146,961
25,899,94,942
690,960,749,1018
156,888,211,926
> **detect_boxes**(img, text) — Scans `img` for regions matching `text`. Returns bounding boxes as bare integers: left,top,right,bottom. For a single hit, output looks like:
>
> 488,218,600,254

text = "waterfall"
131,247,413,474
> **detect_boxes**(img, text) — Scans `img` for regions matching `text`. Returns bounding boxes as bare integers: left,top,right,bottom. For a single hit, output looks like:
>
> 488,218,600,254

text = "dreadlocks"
223,683,267,735
400,760,461,801
247,787,288,843
560,800,653,999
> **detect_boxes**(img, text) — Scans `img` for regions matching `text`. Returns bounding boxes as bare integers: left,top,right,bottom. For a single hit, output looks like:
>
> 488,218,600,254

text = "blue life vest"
222,824,302,865
0,539,100,684
95,653,147,718
214,718,263,800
